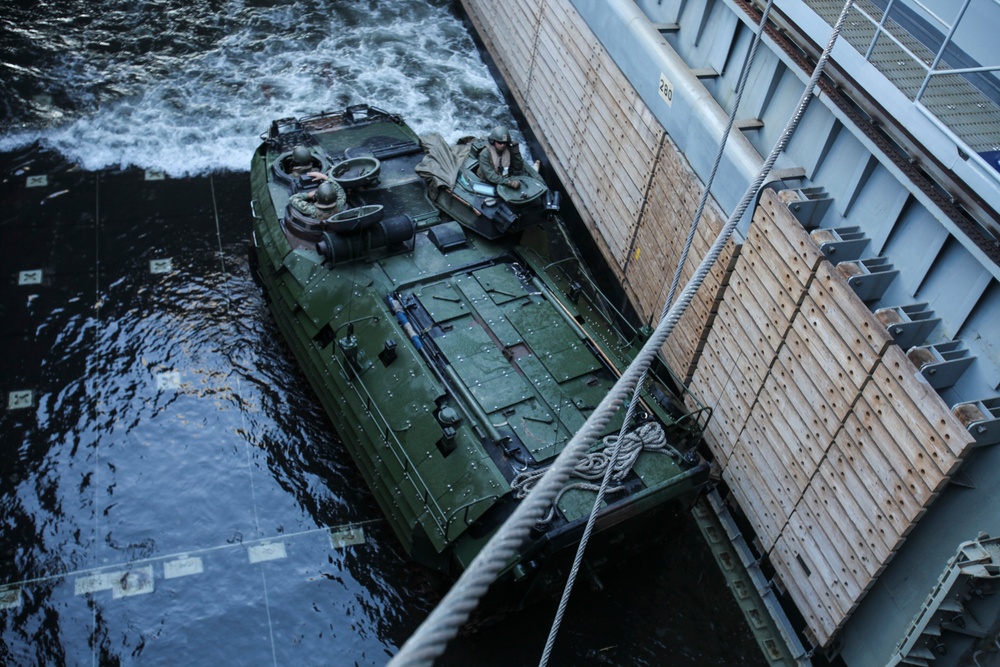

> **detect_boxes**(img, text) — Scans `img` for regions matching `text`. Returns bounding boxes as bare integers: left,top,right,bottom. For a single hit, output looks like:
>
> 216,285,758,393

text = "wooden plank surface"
583,93,655,195
703,307,764,412
809,260,893,370
827,428,911,540
722,433,787,549
461,0,541,96
712,295,776,386
530,49,585,110
791,294,869,395
734,245,802,327
669,314,708,365
720,271,788,356
773,343,844,444
698,296,756,375
795,485,878,584
755,188,826,273
648,153,695,229
815,446,899,558
531,24,586,152
739,237,811,307
721,455,777,547
529,101,576,174
784,510,862,615
746,206,816,288
873,346,975,461
759,371,827,471
743,411,809,515
625,142,729,369
769,530,840,644
691,340,752,463
729,430,794,534
799,483,882,580
842,408,937,510
781,326,855,422
594,98,659,186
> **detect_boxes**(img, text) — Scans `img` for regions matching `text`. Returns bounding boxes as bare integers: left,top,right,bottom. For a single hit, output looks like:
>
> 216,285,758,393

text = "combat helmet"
315,182,341,209
488,126,511,144
291,145,312,166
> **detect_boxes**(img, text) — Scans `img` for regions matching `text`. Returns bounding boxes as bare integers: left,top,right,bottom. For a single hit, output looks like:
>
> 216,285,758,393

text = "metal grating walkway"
806,0,1000,155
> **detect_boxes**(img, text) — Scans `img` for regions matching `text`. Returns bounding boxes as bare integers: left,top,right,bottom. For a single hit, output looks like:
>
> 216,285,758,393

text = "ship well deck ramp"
456,0,1000,664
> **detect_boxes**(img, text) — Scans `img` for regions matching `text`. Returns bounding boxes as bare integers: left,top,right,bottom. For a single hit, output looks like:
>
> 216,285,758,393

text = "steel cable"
538,2,778,663
389,2,855,665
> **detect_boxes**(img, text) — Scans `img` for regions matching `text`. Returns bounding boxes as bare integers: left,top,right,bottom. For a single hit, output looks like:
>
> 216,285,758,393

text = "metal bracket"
874,302,942,350
907,340,976,390
785,187,832,229
953,397,1000,447
836,257,899,302
810,226,870,262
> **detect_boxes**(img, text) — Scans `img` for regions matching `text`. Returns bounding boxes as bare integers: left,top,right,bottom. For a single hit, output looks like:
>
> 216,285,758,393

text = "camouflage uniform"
288,180,346,219
478,126,525,187
289,193,328,218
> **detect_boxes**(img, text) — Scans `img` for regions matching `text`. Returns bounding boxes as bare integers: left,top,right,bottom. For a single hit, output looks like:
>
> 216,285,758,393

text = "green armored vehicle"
249,105,710,602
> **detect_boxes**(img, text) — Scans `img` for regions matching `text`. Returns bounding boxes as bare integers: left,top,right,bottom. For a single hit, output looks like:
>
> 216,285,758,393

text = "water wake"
0,0,511,176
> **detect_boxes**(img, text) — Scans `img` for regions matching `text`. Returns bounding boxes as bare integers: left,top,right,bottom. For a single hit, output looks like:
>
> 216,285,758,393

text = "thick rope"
389,3,854,665
539,4,778,664
511,422,674,525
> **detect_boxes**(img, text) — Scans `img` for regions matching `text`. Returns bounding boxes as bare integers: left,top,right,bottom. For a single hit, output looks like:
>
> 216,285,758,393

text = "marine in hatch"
288,179,346,219
478,125,525,190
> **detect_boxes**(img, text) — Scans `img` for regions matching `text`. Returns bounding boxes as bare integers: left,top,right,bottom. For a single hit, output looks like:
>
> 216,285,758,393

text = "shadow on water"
440,508,765,667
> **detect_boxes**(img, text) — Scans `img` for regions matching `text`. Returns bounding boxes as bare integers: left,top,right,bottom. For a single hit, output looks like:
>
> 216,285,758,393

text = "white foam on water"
0,0,520,176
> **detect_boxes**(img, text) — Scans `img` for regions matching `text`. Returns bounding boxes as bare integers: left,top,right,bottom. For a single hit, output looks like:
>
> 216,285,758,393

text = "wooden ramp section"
690,189,975,646
459,0,977,649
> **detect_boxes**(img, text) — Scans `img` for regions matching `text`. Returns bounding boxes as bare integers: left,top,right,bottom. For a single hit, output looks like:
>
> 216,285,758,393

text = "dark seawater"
0,1,764,665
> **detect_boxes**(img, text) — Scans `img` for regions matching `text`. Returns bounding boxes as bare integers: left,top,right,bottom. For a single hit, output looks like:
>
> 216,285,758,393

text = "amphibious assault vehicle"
249,104,711,603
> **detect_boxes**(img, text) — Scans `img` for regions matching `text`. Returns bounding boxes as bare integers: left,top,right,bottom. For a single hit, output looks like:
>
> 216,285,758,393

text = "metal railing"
849,0,1000,175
